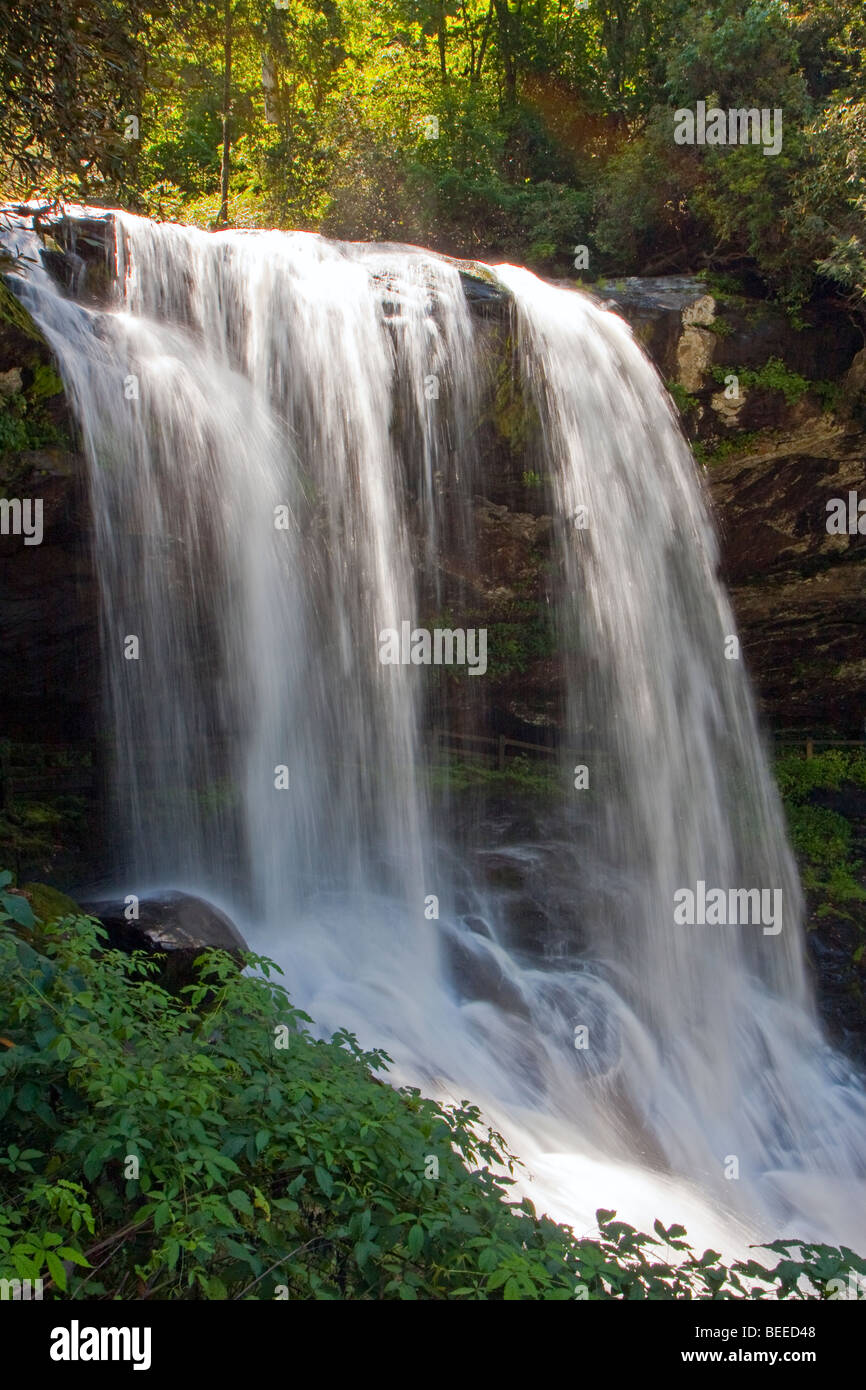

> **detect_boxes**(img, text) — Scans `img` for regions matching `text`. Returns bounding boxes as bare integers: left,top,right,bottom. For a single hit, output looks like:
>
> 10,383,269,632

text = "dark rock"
601,274,866,734
79,890,250,993
0,287,99,743
442,929,531,1018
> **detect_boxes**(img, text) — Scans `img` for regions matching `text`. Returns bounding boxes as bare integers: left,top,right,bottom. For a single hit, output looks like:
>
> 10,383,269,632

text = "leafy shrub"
775,751,866,918
775,750,866,804
711,358,814,405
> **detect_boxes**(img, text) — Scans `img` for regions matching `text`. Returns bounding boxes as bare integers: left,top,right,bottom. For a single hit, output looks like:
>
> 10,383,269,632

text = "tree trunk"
218,0,233,227
437,2,448,84
493,0,518,111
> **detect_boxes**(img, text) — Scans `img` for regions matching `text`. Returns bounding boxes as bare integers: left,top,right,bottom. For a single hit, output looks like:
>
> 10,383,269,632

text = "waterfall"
3,206,865,1253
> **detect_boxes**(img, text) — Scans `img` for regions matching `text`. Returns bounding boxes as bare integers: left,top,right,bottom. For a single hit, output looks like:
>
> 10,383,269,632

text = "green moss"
429,751,561,797
0,277,44,341
491,340,539,450
0,796,87,882
29,363,64,400
666,380,698,415
695,430,766,466
21,881,83,923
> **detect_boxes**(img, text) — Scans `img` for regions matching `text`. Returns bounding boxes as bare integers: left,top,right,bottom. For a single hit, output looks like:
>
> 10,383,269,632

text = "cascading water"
3,206,865,1255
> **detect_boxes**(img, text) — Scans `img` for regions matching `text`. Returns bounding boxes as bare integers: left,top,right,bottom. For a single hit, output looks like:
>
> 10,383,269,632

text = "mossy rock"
491,342,539,450
0,277,45,342
21,881,83,923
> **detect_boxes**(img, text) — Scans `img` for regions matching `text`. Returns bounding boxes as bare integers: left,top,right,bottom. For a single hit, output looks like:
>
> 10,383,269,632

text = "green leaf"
353,1240,377,1268
82,1146,108,1182
17,1082,38,1112
153,1201,172,1232
2,893,35,927
314,1165,333,1198
57,1247,90,1267
45,1250,67,1289
407,1224,424,1258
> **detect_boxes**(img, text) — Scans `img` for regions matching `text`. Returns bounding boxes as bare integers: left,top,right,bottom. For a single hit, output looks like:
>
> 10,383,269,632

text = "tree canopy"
1,1,864,316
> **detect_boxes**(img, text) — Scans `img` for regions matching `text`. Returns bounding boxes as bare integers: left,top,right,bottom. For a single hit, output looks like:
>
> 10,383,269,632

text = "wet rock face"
79,890,250,993
0,292,98,742
601,274,866,735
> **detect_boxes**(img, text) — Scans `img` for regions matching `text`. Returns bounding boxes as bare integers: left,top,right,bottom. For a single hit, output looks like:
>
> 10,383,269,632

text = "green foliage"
430,751,561,798
693,430,765,466
483,610,556,680
2,893,862,1300
2,0,859,319
666,380,698,415
0,0,151,197
0,387,61,469
711,357,815,405
775,749,866,804
0,796,89,884
775,750,866,918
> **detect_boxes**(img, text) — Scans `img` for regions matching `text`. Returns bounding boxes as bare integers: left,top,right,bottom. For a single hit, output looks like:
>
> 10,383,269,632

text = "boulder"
79,890,249,992
21,882,82,922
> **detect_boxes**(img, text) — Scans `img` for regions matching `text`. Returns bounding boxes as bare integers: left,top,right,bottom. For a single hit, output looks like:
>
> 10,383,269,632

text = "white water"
4,206,865,1258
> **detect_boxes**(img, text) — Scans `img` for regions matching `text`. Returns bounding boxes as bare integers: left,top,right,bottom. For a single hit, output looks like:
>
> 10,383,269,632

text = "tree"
218,0,234,226
0,0,153,199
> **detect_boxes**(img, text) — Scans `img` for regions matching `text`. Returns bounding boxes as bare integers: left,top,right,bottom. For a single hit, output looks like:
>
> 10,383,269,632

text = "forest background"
0,0,864,323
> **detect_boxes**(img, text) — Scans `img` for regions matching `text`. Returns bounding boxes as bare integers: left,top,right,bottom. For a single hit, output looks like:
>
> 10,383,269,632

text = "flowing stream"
4,206,865,1256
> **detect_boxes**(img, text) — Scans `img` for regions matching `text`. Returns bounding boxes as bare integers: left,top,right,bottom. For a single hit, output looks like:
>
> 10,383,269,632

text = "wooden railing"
771,734,866,760
433,728,561,771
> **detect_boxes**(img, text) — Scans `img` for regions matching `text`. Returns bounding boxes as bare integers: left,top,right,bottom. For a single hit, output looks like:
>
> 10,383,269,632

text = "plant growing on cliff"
776,750,866,919
2,892,865,1300
711,358,816,405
